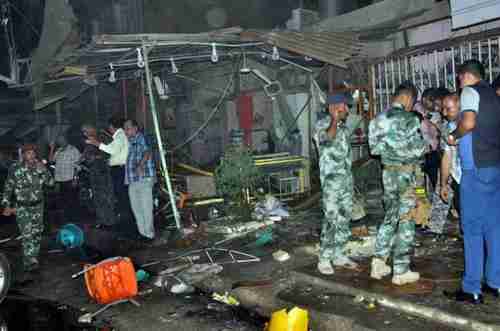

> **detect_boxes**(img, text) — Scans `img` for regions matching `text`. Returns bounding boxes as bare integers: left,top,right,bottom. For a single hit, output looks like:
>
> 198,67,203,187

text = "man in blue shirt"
446,60,500,304
124,120,157,241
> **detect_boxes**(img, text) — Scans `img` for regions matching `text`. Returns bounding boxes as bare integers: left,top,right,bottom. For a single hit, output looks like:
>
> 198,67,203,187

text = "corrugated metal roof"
264,31,363,68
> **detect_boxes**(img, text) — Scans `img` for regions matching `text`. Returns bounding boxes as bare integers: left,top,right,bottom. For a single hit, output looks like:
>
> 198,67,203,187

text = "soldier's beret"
326,93,353,105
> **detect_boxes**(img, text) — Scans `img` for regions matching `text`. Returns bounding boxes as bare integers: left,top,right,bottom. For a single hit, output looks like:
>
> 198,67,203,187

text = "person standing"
49,135,81,222
85,118,129,220
124,120,156,241
369,83,427,285
1,144,54,272
446,60,500,304
313,93,357,275
81,124,116,227
427,94,461,237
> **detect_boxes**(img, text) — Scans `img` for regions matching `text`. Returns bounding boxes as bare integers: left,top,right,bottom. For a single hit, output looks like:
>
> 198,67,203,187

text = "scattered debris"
78,298,138,324
170,282,195,294
253,194,289,220
0,234,26,244
245,228,273,248
344,235,376,258
136,269,150,282
212,292,240,306
208,219,278,235
177,263,223,285
353,294,365,303
272,250,290,262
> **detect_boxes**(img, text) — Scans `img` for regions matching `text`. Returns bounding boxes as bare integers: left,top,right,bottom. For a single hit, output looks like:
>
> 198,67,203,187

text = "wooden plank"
93,27,243,45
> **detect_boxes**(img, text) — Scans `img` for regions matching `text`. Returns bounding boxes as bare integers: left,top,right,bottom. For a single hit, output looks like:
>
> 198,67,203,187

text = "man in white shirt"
49,135,81,221
85,118,130,222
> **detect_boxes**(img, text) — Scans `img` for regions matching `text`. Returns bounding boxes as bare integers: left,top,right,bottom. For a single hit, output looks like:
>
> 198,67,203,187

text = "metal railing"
371,36,500,114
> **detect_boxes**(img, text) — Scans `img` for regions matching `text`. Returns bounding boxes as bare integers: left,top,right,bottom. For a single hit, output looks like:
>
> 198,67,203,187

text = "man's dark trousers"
110,165,137,237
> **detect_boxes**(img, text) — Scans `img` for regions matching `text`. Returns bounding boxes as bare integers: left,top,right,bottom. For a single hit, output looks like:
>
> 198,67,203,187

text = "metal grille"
371,36,500,114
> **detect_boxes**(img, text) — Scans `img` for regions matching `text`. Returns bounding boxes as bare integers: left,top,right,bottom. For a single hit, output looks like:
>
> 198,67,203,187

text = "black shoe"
482,284,500,298
444,289,484,304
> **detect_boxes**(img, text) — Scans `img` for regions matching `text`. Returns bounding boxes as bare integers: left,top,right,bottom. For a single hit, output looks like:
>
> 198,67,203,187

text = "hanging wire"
5,0,40,37
169,54,240,152
277,65,328,144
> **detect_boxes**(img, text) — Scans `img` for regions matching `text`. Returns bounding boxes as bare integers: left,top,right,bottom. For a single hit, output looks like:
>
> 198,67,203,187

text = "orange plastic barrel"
84,257,138,304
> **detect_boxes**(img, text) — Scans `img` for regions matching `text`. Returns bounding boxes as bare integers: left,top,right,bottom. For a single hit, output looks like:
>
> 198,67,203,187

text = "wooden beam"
93,27,244,45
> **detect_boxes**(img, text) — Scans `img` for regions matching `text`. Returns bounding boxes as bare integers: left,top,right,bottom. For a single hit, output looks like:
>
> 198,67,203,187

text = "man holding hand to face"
313,93,357,275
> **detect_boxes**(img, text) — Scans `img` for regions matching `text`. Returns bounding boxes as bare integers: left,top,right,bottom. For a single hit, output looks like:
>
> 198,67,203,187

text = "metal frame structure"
371,34,500,114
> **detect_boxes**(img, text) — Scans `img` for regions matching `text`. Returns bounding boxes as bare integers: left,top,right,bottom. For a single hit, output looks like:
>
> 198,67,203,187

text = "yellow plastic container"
266,307,308,331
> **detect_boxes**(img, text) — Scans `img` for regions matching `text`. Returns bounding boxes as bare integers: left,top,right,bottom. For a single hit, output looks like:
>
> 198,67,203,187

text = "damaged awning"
263,31,363,69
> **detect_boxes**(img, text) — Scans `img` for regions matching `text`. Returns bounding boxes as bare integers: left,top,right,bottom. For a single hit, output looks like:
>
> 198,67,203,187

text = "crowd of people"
3,58,500,304
0,118,157,277
315,59,500,304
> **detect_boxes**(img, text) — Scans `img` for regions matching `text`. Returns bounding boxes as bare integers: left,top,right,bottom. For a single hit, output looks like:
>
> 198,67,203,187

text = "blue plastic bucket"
57,224,84,249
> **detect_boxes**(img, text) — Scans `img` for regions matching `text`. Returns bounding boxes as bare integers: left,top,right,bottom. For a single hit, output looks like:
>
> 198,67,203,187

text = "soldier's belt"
383,164,417,172
16,200,43,207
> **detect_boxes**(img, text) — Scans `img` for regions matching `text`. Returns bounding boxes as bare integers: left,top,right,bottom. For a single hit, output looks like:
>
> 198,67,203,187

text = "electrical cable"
277,65,328,143
278,94,312,144
5,0,40,37
169,55,240,152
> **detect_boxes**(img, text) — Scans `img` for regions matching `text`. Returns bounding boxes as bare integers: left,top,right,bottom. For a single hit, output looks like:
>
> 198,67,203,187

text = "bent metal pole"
142,44,181,229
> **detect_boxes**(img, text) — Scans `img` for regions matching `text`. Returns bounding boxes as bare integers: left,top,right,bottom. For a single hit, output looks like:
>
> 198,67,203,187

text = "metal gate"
371,35,500,114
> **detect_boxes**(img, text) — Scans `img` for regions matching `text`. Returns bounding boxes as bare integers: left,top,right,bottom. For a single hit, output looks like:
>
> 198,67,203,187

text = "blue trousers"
461,167,500,294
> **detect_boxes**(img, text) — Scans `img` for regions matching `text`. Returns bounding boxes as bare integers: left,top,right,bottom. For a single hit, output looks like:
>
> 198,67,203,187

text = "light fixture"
136,48,145,68
153,76,169,100
170,57,179,74
211,43,218,63
108,63,116,83
272,46,280,61
250,69,282,99
240,52,250,74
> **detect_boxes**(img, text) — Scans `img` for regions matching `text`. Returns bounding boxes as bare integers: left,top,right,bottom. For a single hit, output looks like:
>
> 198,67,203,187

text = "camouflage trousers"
428,177,454,234
16,204,44,269
320,176,353,261
375,167,417,275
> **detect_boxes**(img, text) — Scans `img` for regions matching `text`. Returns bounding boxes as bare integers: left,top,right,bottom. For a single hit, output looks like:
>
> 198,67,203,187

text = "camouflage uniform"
313,116,353,262
1,162,54,270
369,104,426,275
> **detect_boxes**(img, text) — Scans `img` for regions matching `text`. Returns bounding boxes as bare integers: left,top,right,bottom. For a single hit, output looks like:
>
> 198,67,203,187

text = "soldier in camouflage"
1,144,54,272
369,83,427,285
313,93,358,275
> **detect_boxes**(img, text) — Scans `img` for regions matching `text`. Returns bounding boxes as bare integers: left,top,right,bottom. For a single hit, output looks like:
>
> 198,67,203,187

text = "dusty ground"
0,198,496,331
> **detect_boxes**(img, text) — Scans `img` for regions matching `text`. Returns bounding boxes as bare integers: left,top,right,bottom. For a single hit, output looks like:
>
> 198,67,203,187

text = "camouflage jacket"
369,103,426,166
313,116,352,182
1,162,54,207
